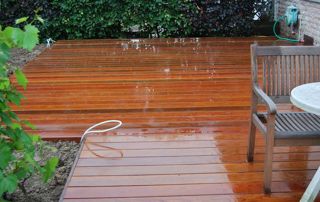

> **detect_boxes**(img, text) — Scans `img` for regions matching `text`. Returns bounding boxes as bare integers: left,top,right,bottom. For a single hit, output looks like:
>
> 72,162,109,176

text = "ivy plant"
0,17,58,200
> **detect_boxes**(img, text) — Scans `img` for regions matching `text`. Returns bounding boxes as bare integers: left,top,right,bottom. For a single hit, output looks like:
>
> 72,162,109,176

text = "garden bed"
8,44,46,70
5,46,80,202
7,141,79,202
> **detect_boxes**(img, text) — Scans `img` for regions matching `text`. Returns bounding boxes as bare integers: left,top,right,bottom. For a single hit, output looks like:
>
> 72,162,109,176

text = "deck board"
15,37,320,201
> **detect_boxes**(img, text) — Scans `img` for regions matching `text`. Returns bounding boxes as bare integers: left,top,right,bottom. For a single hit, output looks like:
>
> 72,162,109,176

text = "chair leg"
247,118,256,162
264,128,274,194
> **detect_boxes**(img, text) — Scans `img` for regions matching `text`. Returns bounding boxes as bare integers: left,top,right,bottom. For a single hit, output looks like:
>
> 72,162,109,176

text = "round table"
290,82,320,115
291,82,320,201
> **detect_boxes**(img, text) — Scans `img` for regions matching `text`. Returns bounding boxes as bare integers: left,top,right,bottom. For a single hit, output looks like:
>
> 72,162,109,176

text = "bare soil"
8,44,46,72
7,141,80,202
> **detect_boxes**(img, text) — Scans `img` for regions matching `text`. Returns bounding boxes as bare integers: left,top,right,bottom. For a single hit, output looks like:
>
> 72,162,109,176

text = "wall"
277,0,320,45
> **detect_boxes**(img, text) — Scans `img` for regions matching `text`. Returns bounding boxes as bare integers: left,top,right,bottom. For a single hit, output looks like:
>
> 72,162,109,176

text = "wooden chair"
247,44,320,194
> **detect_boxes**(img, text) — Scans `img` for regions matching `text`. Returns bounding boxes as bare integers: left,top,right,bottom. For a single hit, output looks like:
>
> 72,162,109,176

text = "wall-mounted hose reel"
285,5,299,27
273,5,301,42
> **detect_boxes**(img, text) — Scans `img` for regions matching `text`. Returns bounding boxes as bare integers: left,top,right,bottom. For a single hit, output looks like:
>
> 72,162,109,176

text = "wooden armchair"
247,44,320,194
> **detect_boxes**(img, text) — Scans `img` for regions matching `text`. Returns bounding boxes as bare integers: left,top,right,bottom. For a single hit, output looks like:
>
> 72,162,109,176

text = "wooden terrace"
14,37,320,201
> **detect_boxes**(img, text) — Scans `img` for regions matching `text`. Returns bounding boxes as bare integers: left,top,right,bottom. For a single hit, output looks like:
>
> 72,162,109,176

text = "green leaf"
18,130,32,145
14,167,28,180
15,69,28,89
30,134,41,143
13,131,29,150
0,144,13,169
22,120,36,130
7,93,21,105
36,15,45,24
0,79,10,90
0,127,16,140
2,27,24,47
12,28,25,47
0,43,10,66
24,152,36,164
7,111,20,122
0,66,7,78
11,123,21,129
22,24,39,51
15,17,29,25
41,157,59,182
0,174,18,195
0,113,12,126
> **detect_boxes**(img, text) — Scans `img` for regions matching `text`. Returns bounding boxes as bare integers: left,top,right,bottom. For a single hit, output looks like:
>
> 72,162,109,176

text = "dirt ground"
7,141,80,202
8,44,46,71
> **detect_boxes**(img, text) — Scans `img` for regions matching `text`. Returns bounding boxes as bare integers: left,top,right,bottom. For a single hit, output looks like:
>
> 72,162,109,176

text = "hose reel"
273,5,300,42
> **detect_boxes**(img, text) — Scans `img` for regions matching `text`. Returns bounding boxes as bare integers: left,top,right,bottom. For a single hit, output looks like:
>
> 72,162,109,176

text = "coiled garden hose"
273,16,300,43
81,120,123,158
46,38,55,47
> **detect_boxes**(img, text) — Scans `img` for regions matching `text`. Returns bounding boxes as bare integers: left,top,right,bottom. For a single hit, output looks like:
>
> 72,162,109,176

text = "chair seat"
259,112,320,139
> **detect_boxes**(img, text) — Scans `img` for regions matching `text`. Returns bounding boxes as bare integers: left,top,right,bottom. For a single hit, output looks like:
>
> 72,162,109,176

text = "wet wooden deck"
14,37,320,201
61,134,320,201
16,37,280,140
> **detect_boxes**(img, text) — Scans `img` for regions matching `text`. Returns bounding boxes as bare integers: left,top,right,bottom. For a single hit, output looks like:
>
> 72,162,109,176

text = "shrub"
0,0,54,27
44,0,195,39
188,0,255,36
0,17,58,200
45,0,123,39
254,0,273,22
119,0,195,38
1,1,263,38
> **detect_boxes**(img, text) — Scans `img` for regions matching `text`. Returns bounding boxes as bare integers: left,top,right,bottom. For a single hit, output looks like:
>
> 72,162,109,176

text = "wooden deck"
16,37,283,140
61,134,320,201
14,37,320,201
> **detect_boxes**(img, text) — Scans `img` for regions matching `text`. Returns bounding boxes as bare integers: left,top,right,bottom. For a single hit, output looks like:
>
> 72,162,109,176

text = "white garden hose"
80,120,122,143
46,38,56,48
80,120,123,158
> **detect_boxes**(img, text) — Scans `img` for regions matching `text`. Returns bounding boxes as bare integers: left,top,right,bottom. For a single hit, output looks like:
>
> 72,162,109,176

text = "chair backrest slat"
262,57,267,92
316,55,320,81
291,55,296,89
252,45,320,103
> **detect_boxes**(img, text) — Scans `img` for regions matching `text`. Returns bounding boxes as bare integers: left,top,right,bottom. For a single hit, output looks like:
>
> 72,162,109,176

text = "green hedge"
188,0,255,36
0,0,259,39
45,0,195,39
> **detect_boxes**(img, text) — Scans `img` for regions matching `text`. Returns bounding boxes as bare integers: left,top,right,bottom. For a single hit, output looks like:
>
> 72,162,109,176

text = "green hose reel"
273,5,300,42
285,5,299,27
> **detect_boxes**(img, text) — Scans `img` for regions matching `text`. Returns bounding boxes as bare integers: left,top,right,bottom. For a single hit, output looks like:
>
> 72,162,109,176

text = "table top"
290,82,320,115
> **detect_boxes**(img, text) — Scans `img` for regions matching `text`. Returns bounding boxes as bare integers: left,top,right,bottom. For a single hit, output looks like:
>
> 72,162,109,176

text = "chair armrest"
253,84,277,115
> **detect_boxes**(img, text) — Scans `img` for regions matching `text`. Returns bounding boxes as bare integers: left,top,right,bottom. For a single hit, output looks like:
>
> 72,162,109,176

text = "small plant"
0,17,58,200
